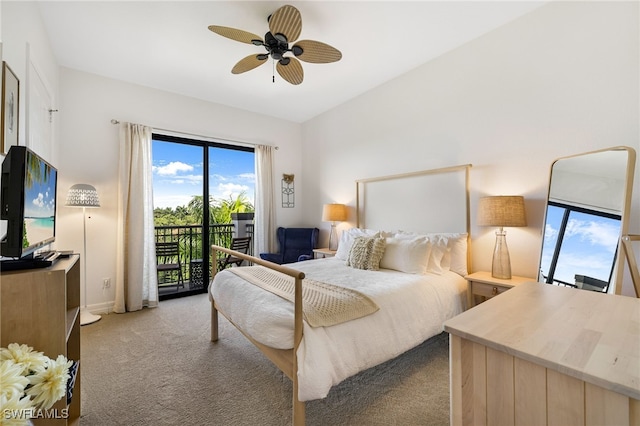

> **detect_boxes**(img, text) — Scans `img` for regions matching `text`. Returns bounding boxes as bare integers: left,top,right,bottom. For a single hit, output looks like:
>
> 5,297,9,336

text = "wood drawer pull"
492,287,498,296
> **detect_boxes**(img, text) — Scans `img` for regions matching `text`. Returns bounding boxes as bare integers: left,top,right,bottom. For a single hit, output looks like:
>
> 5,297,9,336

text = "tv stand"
1,255,82,424
0,251,63,271
0,257,54,271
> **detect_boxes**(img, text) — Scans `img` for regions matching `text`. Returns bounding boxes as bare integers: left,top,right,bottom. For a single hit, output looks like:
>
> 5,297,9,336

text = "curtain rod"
110,119,278,150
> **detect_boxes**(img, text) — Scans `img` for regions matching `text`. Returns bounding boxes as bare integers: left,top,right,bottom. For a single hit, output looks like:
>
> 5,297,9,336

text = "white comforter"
210,257,466,401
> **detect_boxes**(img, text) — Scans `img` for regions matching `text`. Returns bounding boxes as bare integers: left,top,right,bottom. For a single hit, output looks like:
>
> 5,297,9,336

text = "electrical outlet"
103,278,111,289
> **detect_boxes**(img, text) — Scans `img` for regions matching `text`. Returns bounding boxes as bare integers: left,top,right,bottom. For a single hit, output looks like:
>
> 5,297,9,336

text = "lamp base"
328,223,338,251
80,308,101,326
491,229,512,280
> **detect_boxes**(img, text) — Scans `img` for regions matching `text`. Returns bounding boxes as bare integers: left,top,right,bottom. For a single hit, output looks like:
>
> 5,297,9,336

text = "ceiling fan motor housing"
264,32,289,61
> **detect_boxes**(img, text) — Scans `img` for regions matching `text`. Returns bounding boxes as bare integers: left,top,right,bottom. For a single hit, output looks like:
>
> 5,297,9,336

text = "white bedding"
210,257,467,401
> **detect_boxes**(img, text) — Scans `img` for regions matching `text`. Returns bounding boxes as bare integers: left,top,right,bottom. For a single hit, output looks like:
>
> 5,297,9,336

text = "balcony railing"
155,223,254,295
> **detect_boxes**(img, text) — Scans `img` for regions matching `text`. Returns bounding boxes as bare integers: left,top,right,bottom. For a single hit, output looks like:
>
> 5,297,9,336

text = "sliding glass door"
152,134,254,300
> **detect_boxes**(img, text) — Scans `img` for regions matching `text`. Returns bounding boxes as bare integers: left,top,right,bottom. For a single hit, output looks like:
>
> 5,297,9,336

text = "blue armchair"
259,227,319,264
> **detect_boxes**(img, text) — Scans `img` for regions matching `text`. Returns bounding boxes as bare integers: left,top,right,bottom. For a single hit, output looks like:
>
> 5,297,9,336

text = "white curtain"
254,145,276,255
114,123,158,313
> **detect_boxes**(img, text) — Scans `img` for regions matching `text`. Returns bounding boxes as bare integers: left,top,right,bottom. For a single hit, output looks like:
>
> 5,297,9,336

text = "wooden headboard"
355,164,472,235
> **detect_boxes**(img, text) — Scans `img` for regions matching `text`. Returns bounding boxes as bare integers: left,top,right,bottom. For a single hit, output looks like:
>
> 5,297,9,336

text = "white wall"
301,1,640,295
55,68,303,312
1,1,59,159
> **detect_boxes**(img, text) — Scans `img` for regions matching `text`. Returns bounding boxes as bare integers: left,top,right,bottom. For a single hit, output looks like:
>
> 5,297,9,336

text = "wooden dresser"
444,281,640,426
1,256,81,425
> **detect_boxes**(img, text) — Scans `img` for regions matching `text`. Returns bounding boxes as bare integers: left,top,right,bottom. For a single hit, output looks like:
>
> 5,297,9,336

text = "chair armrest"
298,254,313,262
259,253,284,264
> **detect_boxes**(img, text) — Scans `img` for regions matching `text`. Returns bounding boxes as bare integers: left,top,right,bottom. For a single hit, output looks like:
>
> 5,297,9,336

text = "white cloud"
153,161,193,176
565,218,619,248
211,182,251,200
32,193,44,208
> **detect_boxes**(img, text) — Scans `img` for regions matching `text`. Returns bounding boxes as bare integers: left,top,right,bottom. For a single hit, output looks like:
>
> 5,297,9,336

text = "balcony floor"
158,280,206,299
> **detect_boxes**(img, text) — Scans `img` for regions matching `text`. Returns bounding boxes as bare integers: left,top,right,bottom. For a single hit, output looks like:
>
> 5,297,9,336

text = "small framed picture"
1,61,19,154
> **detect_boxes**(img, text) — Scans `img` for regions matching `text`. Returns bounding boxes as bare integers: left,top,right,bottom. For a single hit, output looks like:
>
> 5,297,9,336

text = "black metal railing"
154,223,254,292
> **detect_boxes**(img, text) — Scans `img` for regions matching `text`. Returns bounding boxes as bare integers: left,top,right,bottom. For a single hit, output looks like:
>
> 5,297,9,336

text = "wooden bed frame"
210,164,472,425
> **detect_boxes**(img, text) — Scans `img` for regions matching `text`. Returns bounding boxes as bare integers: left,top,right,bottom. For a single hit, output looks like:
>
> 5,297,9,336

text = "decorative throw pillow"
335,228,381,260
346,236,386,270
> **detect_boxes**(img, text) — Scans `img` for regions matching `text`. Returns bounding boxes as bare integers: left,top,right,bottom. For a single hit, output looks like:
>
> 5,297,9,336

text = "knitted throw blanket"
227,266,379,327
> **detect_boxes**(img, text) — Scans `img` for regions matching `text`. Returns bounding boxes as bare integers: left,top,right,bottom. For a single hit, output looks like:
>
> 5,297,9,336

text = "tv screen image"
1,145,58,260
23,150,57,251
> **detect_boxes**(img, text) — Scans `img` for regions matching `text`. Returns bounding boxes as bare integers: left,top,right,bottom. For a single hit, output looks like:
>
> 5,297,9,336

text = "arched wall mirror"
538,146,636,294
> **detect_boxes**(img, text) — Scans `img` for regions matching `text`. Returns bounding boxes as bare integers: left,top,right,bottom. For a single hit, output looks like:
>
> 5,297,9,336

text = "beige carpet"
80,293,450,425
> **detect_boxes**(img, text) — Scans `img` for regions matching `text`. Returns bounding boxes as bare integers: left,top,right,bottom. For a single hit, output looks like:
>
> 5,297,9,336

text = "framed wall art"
2,61,19,154
282,174,294,208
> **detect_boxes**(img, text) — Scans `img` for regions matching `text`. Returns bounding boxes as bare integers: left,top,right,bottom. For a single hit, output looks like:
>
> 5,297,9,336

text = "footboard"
209,244,306,425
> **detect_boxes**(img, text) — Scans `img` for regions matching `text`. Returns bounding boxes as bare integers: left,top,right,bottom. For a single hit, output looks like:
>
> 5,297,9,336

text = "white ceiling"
37,1,546,123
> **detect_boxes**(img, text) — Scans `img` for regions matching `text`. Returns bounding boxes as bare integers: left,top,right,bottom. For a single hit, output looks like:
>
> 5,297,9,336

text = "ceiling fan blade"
268,5,302,43
276,57,303,85
293,40,342,64
231,54,268,74
208,25,263,45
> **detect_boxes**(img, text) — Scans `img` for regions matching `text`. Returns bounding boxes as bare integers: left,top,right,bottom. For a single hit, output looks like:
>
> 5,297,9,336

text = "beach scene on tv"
23,161,56,249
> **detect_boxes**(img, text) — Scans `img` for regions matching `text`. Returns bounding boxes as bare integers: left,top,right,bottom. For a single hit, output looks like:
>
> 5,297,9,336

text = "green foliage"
22,221,29,248
154,192,254,226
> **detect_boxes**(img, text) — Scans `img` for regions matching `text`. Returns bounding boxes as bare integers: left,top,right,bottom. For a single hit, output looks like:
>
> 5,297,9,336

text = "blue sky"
540,205,620,284
151,140,255,209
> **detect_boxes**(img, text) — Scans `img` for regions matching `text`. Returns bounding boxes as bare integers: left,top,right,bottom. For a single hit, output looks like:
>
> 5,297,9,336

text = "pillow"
391,231,468,276
441,233,468,277
335,228,380,260
380,236,431,274
346,236,386,270
426,234,450,275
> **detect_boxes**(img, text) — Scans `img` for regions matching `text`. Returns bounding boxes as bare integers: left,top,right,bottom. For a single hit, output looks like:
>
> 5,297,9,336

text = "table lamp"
477,196,527,279
322,203,347,251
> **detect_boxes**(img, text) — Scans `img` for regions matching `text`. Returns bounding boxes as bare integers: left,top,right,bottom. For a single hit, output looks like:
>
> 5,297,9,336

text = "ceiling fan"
208,4,342,85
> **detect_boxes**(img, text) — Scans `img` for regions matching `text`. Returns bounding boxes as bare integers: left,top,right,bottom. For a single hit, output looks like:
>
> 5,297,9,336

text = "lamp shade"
66,184,100,208
322,203,347,222
477,196,526,227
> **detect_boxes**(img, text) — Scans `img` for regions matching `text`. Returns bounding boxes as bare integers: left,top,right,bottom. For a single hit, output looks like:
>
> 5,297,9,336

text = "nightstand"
465,271,532,308
313,248,336,258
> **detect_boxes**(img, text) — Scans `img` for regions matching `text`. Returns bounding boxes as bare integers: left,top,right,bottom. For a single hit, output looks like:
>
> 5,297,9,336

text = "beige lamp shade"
477,196,527,228
322,203,347,222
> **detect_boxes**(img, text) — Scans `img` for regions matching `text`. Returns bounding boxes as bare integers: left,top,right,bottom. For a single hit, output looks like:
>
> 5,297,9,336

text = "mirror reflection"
539,147,635,293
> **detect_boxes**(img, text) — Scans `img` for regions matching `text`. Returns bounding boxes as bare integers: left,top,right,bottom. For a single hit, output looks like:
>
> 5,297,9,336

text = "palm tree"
214,192,253,224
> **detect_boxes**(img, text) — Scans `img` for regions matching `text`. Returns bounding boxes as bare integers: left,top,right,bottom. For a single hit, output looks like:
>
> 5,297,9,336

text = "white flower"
0,344,72,417
0,361,29,400
0,344,46,376
0,392,33,425
25,355,71,410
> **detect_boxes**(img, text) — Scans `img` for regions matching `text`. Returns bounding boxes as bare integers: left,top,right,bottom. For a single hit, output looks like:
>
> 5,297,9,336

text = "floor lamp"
66,183,101,326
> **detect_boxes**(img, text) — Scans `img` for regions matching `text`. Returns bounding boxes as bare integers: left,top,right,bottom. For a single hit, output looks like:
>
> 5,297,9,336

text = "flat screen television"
1,145,58,260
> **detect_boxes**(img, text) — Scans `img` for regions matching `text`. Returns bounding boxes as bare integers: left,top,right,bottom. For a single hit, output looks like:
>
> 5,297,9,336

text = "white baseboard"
86,301,115,315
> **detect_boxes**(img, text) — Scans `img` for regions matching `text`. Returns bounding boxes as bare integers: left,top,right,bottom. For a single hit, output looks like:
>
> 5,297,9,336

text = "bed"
209,164,472,425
